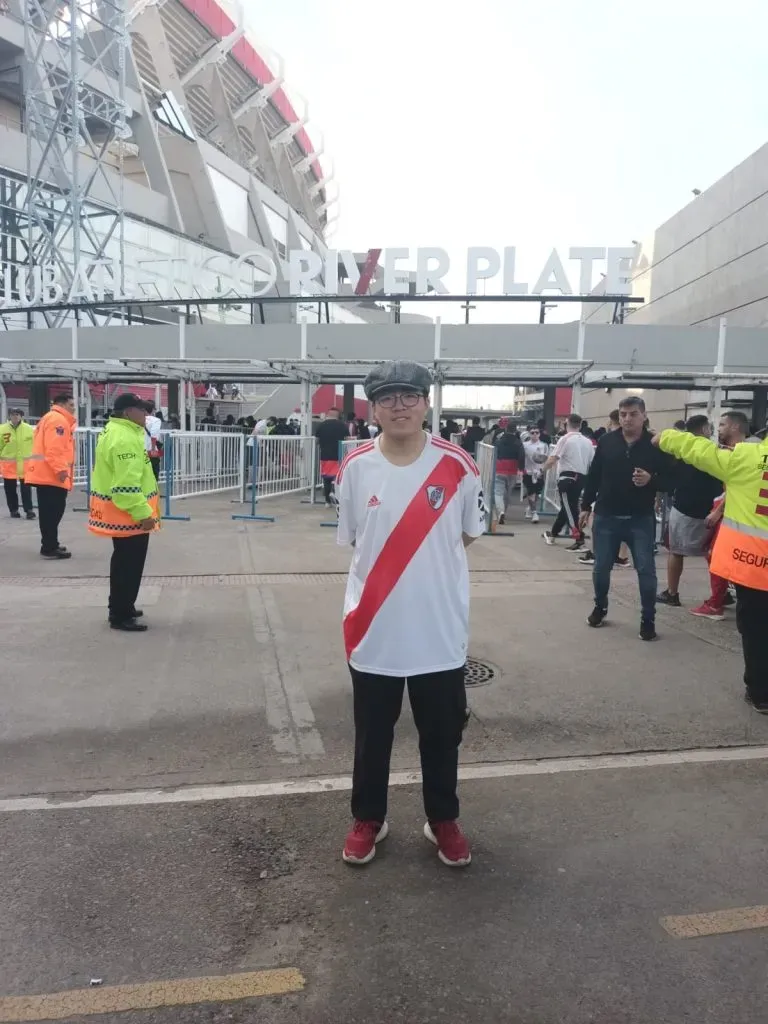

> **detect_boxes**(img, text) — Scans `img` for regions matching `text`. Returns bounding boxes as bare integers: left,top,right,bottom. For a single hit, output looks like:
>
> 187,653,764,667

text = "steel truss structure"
24,0,129,324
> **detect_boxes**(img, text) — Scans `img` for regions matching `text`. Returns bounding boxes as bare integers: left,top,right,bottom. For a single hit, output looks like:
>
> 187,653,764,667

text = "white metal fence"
74,428,320,504
340,437,372,459
245,435,317,501
168,431,244,499
73,427,99,488
542,466,561,515
475,441,496,534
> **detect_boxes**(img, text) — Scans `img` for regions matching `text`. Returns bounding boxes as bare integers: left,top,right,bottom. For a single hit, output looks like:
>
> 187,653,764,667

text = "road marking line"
246,587,299,758
261,587,325,758
660,906,768,939
3,744,768,814
0,968,305,1022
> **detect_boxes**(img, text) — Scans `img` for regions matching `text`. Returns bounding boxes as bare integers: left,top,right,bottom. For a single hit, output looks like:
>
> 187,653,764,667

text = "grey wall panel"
584,325,719,371
0,328,72,359
720,328,768,372
305,324,435,361
78,326,180,359
186,324,301,360
442,324,578,360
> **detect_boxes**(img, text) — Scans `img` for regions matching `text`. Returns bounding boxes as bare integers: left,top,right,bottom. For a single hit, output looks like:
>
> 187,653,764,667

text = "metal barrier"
73,427,100,488
243,435,316,501
475,442,496,535
167,431,244,499
450,432,462,446
340,437,372,459
542,467,561,515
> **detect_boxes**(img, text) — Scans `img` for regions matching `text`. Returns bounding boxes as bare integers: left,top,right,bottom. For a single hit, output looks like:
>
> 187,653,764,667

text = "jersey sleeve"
335,460,357,546
461,467,485,538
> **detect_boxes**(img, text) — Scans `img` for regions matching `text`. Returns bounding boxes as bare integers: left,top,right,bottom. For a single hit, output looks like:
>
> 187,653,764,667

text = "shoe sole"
542,533,554,545
342,820,388,865
690,610,724,620
423,822,471,867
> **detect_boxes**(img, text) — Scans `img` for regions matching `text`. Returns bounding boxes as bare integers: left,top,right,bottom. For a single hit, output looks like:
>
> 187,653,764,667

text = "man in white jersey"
541,413,595,550
522,427,549,523
336,360,484,869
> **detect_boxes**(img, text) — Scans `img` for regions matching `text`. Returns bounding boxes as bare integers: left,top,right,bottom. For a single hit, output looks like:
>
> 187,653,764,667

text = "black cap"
113,393,146,412
363,360,432,401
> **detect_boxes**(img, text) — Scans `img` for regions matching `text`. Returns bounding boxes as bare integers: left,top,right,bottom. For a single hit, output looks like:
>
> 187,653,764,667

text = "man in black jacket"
461,417,486,455
579,396,675,640
315,408,349,507
493,420,524,526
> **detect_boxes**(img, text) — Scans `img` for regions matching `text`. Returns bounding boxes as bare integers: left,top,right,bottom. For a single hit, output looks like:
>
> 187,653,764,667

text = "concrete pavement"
1,490,766,1022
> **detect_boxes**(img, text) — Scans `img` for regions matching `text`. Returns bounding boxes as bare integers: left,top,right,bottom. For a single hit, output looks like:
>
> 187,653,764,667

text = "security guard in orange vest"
24,394,77,558
654,424,768,711
89,393,160,632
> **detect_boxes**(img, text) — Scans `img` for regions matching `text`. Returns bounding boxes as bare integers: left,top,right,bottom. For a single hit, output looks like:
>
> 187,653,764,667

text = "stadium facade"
579,139,768,430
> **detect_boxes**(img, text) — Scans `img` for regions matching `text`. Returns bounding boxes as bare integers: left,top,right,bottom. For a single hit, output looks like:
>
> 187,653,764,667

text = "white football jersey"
336,434,485,676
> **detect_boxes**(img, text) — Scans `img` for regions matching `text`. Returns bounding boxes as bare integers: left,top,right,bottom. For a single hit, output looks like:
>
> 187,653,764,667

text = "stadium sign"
0,245,635,307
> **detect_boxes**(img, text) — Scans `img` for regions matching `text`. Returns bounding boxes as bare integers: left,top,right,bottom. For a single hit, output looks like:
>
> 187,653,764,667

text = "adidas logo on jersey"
367,495,381,508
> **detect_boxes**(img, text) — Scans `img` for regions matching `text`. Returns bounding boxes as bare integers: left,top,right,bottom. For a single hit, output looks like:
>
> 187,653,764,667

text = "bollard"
162,436,191,522
232,435,275,523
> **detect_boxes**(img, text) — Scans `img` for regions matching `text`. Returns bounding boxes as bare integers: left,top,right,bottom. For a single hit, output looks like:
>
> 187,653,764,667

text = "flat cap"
113,392,146,412
363,360,432,401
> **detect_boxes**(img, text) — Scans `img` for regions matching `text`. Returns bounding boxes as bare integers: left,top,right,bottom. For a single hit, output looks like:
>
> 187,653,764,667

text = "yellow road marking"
660,905,768,939
0,968,305,1022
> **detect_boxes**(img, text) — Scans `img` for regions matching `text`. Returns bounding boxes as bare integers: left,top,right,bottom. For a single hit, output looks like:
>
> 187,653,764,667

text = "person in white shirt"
336,359,484,869
541,413,595,549
143,402,163,481
522,427,549,523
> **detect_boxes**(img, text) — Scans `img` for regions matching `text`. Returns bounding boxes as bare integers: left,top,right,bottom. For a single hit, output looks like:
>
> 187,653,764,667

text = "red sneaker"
424,820,472,867
690,602,725,621
342,819,388,865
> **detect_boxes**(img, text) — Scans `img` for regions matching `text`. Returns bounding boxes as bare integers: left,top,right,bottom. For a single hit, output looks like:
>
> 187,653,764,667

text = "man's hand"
579,510,591,531
138,517,156,532
650,432,661,448
705,504,724,529
57,470,68,483
632,468,652,487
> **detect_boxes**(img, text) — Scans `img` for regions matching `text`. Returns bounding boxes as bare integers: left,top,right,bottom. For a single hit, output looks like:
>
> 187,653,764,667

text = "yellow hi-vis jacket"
0,420,34,480
88,417,160,537
659,429,768,590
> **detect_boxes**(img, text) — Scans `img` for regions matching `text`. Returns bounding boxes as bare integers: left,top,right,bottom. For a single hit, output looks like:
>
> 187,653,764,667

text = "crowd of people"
5,363,768,870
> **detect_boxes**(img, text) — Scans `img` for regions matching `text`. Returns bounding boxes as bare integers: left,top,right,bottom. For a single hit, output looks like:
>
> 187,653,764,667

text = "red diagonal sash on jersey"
343,454,465,659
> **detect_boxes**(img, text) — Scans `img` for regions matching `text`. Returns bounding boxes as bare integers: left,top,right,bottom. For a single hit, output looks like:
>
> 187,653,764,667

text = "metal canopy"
0,357,595,387
584,370,768,391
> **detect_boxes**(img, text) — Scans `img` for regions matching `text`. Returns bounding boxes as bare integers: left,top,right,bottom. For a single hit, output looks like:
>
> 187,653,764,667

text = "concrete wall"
1,320,765,372
579,137,768,424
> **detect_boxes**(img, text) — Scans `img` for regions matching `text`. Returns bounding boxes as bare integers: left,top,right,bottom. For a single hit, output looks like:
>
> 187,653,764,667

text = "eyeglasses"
375,392,423,409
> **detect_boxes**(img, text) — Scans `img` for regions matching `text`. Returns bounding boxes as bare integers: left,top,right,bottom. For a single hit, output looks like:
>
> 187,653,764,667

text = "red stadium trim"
178,0,322,181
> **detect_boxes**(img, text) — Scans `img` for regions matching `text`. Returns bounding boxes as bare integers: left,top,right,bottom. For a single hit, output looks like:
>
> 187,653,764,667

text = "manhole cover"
465,658,495,687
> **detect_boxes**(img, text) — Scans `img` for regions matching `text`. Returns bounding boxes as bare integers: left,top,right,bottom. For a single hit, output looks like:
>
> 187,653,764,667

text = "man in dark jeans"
580,395,674,640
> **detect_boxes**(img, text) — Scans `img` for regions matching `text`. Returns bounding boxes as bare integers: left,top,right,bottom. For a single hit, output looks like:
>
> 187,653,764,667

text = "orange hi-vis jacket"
659,429,768,590
24,405,76,491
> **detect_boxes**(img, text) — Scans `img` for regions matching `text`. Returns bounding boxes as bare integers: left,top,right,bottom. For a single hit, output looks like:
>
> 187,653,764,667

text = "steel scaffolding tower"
23,0,129,323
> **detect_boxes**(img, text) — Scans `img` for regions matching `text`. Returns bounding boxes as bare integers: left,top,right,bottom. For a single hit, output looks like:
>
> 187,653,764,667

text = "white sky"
246,0,768,408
